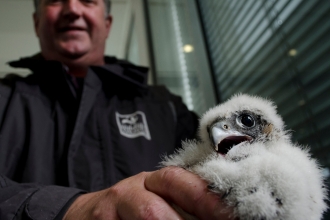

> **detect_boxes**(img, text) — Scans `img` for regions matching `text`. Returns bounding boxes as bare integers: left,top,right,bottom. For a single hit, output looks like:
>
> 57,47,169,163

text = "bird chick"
161,94,327,220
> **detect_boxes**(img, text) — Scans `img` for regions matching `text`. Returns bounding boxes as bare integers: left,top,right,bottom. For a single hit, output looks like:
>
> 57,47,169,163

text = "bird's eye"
237,114,255,128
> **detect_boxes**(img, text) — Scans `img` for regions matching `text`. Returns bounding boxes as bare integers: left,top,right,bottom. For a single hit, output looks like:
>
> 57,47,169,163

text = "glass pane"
146,0,216,115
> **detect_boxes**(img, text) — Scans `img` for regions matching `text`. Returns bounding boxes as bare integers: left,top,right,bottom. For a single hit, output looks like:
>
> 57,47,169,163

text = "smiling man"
34,0,112,76
0,0,232,219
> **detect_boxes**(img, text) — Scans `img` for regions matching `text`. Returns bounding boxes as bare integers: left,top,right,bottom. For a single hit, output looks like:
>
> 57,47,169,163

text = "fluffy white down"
161,94,327,220
192,140,327,220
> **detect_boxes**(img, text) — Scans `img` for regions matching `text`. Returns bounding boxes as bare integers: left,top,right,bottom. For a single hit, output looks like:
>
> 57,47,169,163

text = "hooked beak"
211,124,252,155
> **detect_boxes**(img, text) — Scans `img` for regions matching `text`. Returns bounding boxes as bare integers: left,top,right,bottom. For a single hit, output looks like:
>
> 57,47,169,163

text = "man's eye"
45,0,62,4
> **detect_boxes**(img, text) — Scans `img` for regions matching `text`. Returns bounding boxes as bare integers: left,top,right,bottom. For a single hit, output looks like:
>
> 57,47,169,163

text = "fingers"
62,191,121,220
64,168,233,220
64,172,185,220
110,172,184,220
117,191,183,220
145,166,233,220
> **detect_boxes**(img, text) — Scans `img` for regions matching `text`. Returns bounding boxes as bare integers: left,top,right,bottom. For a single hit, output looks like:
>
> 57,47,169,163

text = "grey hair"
33,0,112,15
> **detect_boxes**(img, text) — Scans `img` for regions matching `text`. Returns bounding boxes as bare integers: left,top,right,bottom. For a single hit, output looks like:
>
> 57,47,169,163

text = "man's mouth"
58,26,86,33
215,135,252,155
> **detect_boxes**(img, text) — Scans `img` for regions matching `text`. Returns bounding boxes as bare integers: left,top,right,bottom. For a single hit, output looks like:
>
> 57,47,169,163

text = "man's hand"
63,167,232,220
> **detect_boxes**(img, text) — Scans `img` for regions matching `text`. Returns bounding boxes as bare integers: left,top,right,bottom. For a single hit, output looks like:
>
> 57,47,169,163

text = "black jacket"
0,54,199,219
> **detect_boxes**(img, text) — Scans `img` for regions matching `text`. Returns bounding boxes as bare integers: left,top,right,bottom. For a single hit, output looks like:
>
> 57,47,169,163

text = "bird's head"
199,94,288,156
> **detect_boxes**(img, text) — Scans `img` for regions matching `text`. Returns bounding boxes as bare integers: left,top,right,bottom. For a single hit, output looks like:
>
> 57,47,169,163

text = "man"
0,0,231,219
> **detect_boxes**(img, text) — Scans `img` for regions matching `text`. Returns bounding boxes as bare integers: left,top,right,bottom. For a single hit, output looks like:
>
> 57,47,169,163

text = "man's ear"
33,12,40,38
105,15,113,38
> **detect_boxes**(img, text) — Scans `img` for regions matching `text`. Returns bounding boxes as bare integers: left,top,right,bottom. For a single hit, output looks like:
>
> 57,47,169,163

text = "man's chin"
57,41,90,59
60,49,88,60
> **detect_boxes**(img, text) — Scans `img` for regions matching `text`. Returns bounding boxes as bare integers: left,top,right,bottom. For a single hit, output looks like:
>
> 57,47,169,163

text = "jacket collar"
7,53,149,89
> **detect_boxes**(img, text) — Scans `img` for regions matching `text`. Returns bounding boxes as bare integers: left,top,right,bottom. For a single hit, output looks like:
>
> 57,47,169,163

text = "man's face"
34,0,112,66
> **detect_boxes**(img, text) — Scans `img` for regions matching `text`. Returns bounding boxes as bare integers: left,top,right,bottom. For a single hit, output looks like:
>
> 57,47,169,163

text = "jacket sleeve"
0,78,84,220
0,174,84,220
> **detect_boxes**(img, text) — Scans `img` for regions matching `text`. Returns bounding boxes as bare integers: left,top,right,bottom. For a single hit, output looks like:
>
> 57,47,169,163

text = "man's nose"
62,0,82,19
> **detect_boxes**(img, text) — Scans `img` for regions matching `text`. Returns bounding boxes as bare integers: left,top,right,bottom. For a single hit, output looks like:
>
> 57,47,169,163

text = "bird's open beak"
211,126,253,155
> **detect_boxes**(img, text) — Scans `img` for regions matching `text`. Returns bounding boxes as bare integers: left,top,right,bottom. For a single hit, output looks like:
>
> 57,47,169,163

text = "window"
197,0,330,216
145,0,217,115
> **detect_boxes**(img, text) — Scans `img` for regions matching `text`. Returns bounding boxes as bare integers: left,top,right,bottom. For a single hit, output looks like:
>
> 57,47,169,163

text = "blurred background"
0,0,329,218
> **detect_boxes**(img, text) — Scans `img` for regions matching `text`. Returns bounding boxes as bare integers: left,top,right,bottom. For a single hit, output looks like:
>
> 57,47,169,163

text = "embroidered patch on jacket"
115,111,151,140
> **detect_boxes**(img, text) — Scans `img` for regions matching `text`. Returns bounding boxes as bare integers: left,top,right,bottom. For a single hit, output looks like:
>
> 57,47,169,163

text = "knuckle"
91,208,103,220
139,200,166,220
139,171,150,176
158,169,177,190
159,167,201,194
107,184,123,198
159,166,185,183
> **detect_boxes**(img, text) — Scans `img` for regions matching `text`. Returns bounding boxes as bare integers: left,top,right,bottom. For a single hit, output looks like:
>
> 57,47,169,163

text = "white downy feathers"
161,94,327,220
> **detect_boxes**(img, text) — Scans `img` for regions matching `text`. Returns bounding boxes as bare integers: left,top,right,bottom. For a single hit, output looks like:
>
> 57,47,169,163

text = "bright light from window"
170,0,194,110
183,44,194,53
298,99,306,106
288,49,298,56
